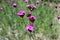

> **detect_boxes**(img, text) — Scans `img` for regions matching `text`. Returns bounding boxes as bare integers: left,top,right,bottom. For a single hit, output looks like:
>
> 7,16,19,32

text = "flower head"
25,0,29,3
12,3,17,7
48,3,52,7
28,16,36,23
30,4,36,11
57,16,60,19
36,0,41,4
17,10,25,17
26,4,36,11
26,24,34,32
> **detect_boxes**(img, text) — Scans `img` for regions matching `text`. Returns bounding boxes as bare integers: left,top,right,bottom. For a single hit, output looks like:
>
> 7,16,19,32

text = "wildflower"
36,0,41,4
48,3,52,7
12,3,17,7
25,0,29,3
57,16,60,19
17,10,25,17
30,4,36,11
26,4,36,11
28,16,36,23
26,24,34,32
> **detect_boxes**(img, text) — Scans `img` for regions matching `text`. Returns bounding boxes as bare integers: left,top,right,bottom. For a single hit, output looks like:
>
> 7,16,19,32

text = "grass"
0,0,60,40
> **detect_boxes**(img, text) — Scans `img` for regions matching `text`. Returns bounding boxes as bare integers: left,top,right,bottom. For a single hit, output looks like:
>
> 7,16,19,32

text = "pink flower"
26,4,36,11
26,24,34,32
17,10,25,17
31,4,36,9
36,0,41,4
48,3,52,7
12,3,17,7
57,16,60,19
25,0,29,3
28,16,36,23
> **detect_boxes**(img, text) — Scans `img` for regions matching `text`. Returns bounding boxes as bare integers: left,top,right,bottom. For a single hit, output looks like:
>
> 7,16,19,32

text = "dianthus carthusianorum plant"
0,0,59,40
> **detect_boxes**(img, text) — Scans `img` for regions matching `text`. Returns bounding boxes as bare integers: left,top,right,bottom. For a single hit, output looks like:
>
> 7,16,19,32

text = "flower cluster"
17,0,41,32
1,0,60,32
16,0,60,32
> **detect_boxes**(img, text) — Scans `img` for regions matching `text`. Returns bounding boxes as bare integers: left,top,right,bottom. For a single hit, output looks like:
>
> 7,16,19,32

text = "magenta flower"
17,10,25,17
30,4,36,11
25,0,29,3
26,24,34,32
57,16,60,19
26,4,36,11
28,16,36,23
48,3,52,7
36,0,41,4
12,3,17,7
